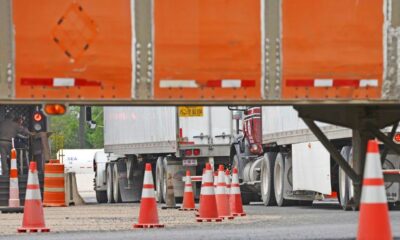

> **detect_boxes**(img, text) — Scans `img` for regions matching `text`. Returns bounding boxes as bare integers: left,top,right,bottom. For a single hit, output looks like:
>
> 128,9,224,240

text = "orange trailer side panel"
153,0,261,100
14,0,132,100
282,0,384,100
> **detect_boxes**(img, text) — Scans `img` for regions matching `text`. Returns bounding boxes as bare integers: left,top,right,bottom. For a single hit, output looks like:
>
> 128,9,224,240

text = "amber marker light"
44,104,67,115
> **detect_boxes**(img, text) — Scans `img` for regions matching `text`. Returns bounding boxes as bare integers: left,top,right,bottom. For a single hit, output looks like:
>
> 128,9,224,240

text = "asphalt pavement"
1,201,399,240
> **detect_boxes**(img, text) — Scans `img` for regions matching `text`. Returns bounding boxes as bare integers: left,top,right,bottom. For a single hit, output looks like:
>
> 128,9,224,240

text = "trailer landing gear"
296,105,400,210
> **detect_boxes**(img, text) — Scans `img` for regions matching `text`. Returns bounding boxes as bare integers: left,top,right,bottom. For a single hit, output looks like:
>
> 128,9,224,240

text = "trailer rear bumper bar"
383,169,400,182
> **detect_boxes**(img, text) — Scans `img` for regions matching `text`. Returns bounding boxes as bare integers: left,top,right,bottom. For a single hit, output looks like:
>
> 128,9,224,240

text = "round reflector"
394,133,400,143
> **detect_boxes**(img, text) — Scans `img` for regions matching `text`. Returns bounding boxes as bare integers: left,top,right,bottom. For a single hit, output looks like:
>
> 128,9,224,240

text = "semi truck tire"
96,190,107,203
261,152,277,206
113,165,122,203
106,164,114,203
155,157,165,203
274,153,290,206
241,193,251,205
162,157,168,202
339,146,352,210
95,170,107,203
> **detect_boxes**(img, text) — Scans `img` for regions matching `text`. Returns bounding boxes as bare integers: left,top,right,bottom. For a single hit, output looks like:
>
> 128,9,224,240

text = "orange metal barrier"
282,0,383,99
43,160,66,207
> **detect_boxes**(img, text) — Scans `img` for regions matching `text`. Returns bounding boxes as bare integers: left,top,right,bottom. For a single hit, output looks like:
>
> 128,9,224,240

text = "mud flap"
283,155,315,201
117,159,144,202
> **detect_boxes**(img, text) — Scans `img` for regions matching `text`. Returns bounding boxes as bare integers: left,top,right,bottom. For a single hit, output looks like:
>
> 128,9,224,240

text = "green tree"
86,107,104,148
49,106,104,157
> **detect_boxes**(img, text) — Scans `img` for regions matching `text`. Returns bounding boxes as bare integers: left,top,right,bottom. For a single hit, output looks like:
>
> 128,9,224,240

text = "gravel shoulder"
0,202,399,239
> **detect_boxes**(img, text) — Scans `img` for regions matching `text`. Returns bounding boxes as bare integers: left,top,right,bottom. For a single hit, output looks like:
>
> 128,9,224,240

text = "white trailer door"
179,107,232,145
179,106,210,144
210,107,232,145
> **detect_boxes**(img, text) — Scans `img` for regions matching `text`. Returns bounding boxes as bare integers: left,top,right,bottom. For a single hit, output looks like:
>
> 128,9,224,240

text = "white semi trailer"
57,149,102,174
231,106,400,210
95,106,233,203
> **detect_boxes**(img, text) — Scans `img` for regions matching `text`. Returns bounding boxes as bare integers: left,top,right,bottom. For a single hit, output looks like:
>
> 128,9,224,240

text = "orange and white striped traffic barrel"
9,148,20,208
43,160,66,207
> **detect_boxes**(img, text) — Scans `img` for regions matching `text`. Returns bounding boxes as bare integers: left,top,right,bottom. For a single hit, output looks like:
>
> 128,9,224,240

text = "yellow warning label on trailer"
179,106,203,117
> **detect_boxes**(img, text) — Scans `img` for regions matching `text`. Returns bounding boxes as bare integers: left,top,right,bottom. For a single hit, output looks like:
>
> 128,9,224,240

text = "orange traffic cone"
133,163,164,228
9,148,20,208
225,169,231,196
18,162,50,233
230,167,246,217
196,163,222,222
215,165,234,219
214,171,218,188
179,170,196,211
357,140,392,240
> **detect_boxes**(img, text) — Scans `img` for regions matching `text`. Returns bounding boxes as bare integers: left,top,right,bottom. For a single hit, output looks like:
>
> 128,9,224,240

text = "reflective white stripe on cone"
357,140,392,240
